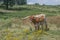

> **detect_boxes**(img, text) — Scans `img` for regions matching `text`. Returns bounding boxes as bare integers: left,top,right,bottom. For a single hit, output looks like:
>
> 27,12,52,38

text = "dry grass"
0,16,60,40
47,16,60,30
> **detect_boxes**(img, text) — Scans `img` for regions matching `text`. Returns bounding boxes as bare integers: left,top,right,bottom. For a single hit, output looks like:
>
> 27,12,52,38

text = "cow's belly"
35,18,44,22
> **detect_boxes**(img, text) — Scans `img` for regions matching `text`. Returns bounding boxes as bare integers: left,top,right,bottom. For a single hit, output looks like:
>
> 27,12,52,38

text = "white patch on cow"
34,14,45,18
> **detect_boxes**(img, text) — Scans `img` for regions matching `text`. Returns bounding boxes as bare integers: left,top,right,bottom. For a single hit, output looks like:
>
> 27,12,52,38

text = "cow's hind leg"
41,23,43,31
40,22,44,31
44,20,49,31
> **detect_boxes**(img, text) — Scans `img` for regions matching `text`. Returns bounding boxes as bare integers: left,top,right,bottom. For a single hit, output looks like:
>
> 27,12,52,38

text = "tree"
3,0,8,9
3,0,15,9
3,0,27,9
42,4,45,6
35,3,39,5
17,0,27,5
9,0,15,7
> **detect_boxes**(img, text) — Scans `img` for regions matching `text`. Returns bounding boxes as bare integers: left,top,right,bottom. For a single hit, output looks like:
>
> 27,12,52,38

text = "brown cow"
29,14,49,31
22,14,49,31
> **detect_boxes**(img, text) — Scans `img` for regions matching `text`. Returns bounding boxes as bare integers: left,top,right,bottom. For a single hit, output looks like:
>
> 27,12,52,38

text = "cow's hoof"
45,28,49,31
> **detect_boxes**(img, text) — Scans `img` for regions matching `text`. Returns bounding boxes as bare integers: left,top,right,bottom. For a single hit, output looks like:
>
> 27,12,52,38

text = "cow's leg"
44,19,49,31
38,25,40,30
34,22,40,30
37,22,40,30
39,21,43,30
34,23,38,30
41,22,43,31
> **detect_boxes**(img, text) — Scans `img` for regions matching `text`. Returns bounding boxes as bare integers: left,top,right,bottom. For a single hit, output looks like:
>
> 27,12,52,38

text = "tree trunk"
6,0,8,9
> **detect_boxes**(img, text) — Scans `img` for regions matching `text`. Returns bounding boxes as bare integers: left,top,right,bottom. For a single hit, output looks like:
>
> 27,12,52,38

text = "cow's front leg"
34,23,38,30
34,23,39,30
37,22,40,30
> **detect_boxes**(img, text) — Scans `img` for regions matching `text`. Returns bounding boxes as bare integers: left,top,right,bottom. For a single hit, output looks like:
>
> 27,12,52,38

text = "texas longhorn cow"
22,14,49,31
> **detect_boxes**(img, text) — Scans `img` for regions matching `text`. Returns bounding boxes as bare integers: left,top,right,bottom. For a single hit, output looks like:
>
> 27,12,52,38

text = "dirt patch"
47,16,60,26
47,16,60,24
47,16,60,30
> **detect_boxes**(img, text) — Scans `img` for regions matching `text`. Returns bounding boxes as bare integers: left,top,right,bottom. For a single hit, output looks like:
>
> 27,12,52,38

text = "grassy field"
0,5,60,40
